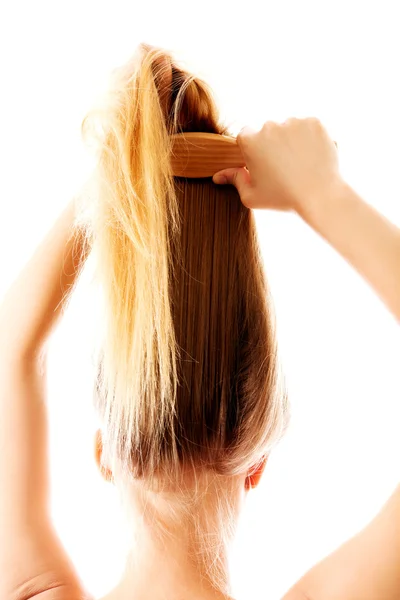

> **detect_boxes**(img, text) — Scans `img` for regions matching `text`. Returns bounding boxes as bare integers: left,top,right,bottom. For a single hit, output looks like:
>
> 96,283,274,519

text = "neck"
103,470,246,600
106,516,233,600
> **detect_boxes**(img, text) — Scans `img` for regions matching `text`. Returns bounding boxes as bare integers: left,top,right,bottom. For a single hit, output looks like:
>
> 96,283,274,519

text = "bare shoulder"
281,483,400,600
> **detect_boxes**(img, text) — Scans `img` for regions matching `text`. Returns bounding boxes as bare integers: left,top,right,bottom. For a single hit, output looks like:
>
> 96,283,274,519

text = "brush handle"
170,132,246,178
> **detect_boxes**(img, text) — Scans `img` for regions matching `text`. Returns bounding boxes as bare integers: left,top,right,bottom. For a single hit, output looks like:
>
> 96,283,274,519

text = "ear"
94,429,114,483
244,455,268,491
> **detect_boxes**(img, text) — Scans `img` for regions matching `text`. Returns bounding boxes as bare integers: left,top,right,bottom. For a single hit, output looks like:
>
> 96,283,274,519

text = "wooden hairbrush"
170,131,338,178
170,132,245,178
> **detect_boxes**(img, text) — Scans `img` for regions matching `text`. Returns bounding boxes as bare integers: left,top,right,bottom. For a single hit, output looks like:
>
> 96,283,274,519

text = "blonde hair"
79,42,290,594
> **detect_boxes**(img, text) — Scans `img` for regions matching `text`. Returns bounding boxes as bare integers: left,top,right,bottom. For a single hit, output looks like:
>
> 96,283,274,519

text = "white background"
0,1,399,599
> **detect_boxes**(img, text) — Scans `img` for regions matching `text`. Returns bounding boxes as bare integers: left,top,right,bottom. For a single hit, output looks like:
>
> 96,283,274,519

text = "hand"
213,117,342,214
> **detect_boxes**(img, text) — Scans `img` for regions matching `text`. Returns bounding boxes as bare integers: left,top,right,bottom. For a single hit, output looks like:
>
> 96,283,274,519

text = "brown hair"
80,42,289,593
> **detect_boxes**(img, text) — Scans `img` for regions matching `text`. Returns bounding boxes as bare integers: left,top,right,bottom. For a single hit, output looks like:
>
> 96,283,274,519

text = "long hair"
79,42,290,594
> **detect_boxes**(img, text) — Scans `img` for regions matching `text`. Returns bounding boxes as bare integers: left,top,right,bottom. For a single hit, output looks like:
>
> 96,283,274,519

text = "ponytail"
81,45,182,473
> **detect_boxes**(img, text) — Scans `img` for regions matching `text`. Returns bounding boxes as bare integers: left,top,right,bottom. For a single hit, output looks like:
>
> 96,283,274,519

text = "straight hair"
79,42,290,594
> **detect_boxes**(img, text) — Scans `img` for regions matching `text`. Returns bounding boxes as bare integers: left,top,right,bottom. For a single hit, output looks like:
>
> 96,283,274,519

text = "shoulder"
281,483,400,600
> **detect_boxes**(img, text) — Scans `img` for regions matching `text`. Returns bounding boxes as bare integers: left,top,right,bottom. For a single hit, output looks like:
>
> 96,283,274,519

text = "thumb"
212,167,252,199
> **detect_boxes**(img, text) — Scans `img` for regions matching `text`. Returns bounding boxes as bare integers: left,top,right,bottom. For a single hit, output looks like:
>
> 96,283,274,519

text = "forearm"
0,359,49,531
0,199,88,362
298,180,400,323
0,198,88,529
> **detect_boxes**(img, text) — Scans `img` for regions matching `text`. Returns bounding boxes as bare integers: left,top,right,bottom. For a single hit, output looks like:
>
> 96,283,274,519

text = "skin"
93,433,267,600
0,117,399,600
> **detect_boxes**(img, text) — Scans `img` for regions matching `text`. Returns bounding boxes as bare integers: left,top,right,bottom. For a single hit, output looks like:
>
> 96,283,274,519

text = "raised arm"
0,199,91,600
284,180,400,600
213,118,400,600
281,182,400,600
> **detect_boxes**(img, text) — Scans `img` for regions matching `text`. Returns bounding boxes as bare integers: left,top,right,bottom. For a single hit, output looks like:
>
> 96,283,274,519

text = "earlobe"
94,429,114,483
245,455,269,490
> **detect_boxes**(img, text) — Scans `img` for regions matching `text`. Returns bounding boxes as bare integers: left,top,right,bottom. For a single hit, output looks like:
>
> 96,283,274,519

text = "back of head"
80,42,290,592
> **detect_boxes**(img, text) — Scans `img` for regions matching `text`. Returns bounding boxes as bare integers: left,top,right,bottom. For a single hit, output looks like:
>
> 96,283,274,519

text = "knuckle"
308,116,322,127
283,117,298,125
261,120,276,131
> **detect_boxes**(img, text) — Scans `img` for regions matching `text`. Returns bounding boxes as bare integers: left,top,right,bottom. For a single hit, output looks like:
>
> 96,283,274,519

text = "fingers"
213,166,250,190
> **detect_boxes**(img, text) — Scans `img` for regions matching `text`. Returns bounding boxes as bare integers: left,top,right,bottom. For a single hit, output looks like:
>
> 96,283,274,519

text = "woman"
0,43,399,600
